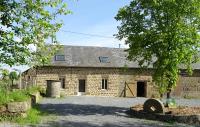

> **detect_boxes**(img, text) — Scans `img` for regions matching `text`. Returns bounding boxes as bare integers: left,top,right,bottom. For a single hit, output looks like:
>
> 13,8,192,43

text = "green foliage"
166,98,177,108
9,90,29,102
0,85,46,124
122,64,129,72
31,44,63,66
115,0,200,94
0,89,9,105
16,105,47,124
0,82,30,105
26,86,40,94
37,86,46,96
9,71,19,86
0,105,49,124
21,108,41,124
0,112,21,122
0,70,19,89
0,69,9,80
9,71,19,80
0,0,71,67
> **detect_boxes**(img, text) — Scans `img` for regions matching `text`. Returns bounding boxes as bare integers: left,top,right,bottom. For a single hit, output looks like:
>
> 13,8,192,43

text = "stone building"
22,45,200,98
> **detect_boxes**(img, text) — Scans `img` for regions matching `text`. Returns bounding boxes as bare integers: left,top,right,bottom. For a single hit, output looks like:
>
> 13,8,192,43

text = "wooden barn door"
125,82,135,97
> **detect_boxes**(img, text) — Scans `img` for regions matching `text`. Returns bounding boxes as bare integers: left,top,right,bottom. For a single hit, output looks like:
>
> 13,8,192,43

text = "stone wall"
23,66,200,98
23,67,157,97
0,99,32,114
22,68,37,88
118,69,156,98
173,70,200,98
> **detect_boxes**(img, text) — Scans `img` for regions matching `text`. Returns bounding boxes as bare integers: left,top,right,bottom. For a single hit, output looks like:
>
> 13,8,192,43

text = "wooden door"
125,82,135,97
79,79,85,92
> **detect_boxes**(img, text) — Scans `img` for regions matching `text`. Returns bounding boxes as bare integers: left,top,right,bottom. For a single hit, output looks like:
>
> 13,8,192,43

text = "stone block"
7,100,31,113
0,105,7,113
30,92,40,104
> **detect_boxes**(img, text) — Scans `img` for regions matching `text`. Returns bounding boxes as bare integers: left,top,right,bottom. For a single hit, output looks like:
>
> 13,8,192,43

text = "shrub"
0,84,30,105
0,105,49,124
0,84,9,105
16,105,49,124
26,86,40,94
37,86,46,96
0,91,9,105
17,107,41,124
9,90,29,102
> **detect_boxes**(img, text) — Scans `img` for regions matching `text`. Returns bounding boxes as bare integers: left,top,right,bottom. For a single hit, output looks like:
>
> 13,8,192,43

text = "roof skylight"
99,56,110,63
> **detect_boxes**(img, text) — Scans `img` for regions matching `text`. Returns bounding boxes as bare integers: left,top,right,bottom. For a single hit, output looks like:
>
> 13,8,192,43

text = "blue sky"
55,0,131,48
5,0,131,72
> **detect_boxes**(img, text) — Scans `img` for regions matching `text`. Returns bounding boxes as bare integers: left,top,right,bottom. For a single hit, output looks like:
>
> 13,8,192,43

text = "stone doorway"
137,81,147,97
78,79,86,96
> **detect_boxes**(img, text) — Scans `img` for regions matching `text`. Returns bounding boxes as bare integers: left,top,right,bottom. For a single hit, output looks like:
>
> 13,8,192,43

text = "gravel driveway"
35,96,198,127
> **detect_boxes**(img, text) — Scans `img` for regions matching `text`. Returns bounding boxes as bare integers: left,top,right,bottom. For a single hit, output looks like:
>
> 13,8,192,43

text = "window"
102,79,108,90
99,56,109,63
180,70,188,76
59,77,65,89
55,55,65,61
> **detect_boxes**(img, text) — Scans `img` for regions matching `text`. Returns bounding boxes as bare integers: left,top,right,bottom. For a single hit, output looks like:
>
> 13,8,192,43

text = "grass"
183,95,200,99
0,82,54,125
0,84,43,105
0,105,50,125
0,91,9,105
26,86,40,94
0,89,30,105
0,81,51,125
9,90,30,102
16,105,49,125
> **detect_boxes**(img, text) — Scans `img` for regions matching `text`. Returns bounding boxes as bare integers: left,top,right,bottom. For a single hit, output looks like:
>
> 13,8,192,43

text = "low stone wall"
0,99,31,114
29,92,40,104
128,108,200,126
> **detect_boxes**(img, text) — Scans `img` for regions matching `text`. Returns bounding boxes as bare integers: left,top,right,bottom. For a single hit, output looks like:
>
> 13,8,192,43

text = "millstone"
143,98,165,114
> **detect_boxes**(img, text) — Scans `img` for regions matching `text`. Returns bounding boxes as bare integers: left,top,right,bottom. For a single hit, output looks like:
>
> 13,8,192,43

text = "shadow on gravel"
41,120,174,127
37,103,190,127
39,103,129,117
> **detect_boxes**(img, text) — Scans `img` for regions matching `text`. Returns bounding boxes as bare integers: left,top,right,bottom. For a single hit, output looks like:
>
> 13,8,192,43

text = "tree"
9,71,19,86
31,44,63,66
0,69,9,90
0,69,9,80
115,0,200,98
0,0,71,67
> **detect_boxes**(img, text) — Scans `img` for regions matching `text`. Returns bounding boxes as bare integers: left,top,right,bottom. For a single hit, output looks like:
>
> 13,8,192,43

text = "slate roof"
51,45,140,68
51,45,200,69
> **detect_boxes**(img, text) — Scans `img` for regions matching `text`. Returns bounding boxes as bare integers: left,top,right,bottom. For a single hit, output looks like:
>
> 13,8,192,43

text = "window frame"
99,56,110,63
55,55,65,61
101,79,108,90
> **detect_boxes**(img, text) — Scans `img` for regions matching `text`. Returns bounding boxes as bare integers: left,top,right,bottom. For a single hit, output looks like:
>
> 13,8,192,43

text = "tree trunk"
11,80,14,86
167,89,171,99
160,93,163,98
